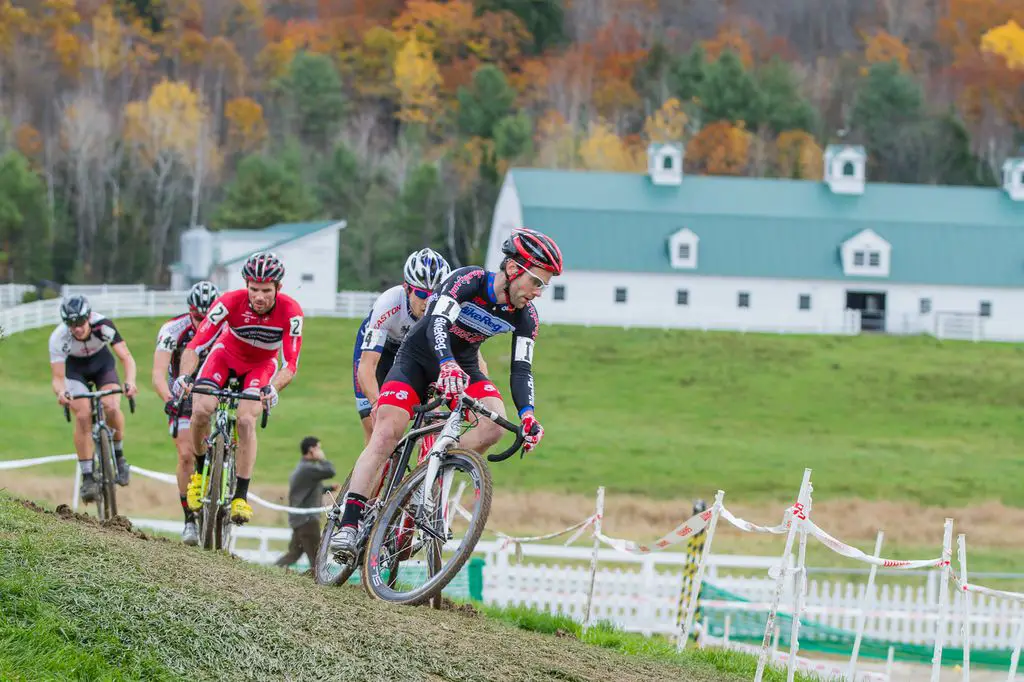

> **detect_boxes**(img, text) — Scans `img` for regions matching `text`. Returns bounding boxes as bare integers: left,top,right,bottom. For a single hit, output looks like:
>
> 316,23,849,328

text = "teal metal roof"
216,221,344,266
509,168,1024,287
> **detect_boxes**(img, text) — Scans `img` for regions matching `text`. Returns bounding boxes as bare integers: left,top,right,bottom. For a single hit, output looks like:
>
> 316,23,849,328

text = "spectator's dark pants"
275,519,320,574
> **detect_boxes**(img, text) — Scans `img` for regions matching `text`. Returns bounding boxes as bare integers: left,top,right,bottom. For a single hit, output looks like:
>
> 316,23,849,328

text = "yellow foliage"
40,0,80,33
225,97,268,153
578,119,644,172
208,37,248,94
393,35,442,124
86,5,126,76
451,136,495,193
774,130,823,180
688,121,751,176
236,0,265,28
644,98,688,144
0,1,31,54
51,27,81,77
256,38,297,80
123,80,220,173
981,19,1024,69
862,30,912,72
346,26,401,99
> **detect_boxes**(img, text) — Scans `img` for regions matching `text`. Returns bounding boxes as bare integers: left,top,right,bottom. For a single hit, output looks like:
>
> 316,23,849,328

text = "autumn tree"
393,35,442,126
774,130,823,179
224,96,268,154
643,97,688,143
578,119,643,172
687,121,751,176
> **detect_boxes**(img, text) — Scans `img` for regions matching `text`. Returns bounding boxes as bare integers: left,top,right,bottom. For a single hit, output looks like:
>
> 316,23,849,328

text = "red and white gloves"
438,360,470,401
521,414,544,452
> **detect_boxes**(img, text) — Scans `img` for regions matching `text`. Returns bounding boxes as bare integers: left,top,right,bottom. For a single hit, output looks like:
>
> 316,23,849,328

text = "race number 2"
207,302,229,326
289,316,304,336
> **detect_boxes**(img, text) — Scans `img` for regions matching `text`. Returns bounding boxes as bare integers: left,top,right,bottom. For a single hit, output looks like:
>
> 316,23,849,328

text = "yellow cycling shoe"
186,473,206,511
229,498,253,524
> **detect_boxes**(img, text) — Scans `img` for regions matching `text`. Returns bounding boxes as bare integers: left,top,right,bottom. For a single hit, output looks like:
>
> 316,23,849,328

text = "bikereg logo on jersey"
458,303,514,336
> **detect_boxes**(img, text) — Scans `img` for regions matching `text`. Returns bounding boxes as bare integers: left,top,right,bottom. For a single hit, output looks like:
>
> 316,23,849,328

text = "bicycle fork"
417,419,461,542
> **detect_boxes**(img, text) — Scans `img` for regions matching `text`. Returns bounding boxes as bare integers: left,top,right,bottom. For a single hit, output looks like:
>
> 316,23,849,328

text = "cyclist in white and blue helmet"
351,248,484,443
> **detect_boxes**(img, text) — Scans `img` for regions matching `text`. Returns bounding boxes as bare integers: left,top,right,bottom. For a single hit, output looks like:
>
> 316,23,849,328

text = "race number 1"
514,336,535,364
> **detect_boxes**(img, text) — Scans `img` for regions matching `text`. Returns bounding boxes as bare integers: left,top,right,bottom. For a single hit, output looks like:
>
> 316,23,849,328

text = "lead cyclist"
331,228,563,557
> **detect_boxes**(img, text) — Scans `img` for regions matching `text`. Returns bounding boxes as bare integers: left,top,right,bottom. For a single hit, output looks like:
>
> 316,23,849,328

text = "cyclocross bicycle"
63,386,136,521
172,379,269,551
315,387,531,606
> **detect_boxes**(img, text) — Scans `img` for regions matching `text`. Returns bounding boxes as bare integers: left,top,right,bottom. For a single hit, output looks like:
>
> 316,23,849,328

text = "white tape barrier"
806,519,948,570
953,575,1024,604
719,505,793,535
596,506,716,555
2,453,331,516
451,501,597,560
0,453,77,470
700,599,1023,625
703,634,889,682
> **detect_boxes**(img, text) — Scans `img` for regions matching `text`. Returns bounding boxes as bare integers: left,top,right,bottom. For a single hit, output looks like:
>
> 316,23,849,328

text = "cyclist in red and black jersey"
151,281,219,545
331,228,563,557
174,252,305,525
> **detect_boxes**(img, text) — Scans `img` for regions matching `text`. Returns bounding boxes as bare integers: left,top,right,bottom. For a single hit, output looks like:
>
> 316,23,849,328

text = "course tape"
2,453,330,516
953,575,1024,603
719,506,792,535
805,519,947,570
596,507,715,555
703,635,889,682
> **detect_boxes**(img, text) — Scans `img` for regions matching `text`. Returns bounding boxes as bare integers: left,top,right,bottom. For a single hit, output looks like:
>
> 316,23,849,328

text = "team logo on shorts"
484,385,496,392
213,372,223,382
396,390,408,401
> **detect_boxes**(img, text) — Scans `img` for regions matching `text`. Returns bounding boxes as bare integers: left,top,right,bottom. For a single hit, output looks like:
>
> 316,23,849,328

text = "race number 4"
514,336,534,364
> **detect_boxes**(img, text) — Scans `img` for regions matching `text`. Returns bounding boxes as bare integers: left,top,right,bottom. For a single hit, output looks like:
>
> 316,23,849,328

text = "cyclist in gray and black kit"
48,295,139,503
331,228,564,558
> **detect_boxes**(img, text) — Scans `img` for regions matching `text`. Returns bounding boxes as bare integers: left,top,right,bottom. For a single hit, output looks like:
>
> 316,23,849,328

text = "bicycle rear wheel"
362,448,492,606
201,435,226,550
96,431,118,521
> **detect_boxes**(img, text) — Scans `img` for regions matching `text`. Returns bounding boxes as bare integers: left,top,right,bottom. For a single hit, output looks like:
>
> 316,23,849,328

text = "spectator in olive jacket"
275,436,338,575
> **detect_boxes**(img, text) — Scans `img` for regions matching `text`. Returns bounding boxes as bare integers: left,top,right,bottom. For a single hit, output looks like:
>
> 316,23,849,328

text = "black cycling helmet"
187,280,220,315
60,295,91,326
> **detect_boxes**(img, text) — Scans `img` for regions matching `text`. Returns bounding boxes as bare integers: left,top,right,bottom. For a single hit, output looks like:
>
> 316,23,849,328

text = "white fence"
0,284,35,309
0,290,380,336
124,514,1024,650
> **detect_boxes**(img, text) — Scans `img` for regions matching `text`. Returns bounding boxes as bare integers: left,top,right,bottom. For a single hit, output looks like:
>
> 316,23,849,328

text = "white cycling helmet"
403,248,451,291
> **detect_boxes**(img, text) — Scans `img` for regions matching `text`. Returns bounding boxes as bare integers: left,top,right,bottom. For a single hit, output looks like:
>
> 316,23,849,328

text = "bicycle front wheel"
96,431,118,521
314,472,354,587
362,448,492,606
201,435,226,551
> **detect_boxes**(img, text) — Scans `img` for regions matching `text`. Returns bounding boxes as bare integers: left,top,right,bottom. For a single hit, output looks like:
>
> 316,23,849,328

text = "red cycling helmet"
501,228,563,275
241,251,285,283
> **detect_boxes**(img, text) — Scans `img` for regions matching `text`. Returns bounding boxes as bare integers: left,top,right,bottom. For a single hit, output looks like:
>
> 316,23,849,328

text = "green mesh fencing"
700,583,1018,670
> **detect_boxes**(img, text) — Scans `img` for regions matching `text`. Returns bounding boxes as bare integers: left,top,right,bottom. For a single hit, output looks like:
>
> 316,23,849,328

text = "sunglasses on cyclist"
409,286,432,299
521,268,549,291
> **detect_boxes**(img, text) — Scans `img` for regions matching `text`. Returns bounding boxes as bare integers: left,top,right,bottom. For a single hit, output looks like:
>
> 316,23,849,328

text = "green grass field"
0,493,813,682
3,317,1023,506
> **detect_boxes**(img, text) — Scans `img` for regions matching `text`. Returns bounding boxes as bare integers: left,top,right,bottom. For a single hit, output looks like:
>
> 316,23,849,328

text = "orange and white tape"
719,506,792,535
953,575,1024,603
596,507,716,555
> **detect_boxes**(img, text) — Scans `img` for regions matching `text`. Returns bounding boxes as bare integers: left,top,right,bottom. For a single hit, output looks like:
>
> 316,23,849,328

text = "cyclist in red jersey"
174,252,305,524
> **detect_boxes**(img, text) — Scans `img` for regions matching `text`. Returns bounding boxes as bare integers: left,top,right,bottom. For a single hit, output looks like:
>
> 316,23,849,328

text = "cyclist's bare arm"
477,349,488,375
271,366,296,392
111,340,138,392
151,350,173,403
357,349,382,404
50,361,69,404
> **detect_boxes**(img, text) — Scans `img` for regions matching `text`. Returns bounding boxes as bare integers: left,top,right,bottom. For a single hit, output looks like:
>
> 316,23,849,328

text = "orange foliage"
51,27,81,77
774,130,823,180
937,0,1023,62
536,110,578,169
14,123,43,160
863,30,911,71
225,96,268,153
510,57,550,110
702,27,754,68
687,121,751,176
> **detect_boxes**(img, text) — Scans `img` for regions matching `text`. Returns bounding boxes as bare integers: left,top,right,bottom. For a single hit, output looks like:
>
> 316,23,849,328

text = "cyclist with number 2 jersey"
174,252,305,525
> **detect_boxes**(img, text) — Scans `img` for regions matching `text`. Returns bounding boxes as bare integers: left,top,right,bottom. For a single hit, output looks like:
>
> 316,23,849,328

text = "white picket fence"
0,289,380,336
124,516,1024,649
0,283,35,309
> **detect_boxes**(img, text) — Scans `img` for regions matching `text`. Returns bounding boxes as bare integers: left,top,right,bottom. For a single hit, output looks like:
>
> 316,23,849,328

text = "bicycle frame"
63,386,135,518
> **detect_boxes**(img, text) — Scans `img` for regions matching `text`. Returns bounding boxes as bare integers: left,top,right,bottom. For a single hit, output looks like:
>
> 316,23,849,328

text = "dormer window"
841,229,890,278
668,227,699,269
843,161,855,177
663,156,673,170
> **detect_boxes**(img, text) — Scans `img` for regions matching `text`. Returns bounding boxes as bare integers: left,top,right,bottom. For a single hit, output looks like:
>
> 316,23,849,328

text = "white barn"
171,221,346,311
486,144,1024,341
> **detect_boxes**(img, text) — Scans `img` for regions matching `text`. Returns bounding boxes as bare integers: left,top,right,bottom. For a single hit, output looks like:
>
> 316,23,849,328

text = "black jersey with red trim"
401,266,538,416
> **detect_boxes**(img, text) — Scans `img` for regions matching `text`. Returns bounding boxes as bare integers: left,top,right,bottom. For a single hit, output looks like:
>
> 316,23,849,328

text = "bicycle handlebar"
169,382,270,436
62,386,135,422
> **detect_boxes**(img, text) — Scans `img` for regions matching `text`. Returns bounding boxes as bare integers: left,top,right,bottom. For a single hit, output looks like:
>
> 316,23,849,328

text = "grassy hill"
0,493,811,682
3,317,1023,507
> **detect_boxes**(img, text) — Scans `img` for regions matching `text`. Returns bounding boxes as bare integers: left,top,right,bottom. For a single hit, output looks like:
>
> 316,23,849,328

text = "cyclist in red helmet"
174,251,305,525
330,227,563,558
